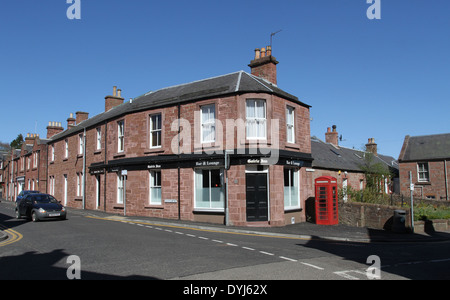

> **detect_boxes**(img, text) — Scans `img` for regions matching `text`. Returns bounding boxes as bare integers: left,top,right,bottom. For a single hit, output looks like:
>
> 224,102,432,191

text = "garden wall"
338,202,411,231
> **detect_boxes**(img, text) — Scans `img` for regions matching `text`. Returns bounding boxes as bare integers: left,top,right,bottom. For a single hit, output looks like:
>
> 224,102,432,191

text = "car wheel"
31,211,39,222
15,209,21,219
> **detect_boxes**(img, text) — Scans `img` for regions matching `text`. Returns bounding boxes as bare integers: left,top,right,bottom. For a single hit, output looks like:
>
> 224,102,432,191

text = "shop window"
284,168,300,210
195,168,224,210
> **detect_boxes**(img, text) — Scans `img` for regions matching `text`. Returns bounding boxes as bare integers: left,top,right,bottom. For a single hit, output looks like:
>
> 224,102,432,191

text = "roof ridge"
135,71,242,101
245,73,274,92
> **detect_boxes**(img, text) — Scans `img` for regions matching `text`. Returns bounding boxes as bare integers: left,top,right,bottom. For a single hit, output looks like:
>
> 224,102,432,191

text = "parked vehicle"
15,190,40,206
15,193,67,222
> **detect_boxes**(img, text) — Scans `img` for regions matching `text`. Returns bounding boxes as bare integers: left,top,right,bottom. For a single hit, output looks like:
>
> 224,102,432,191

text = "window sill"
415,181,431,185
144,148,165,154
145,205,164,209
193,208,225,214
113,152,126,158
194,143,221,152
240,138,271,146
94,150,102,155
286,142,300,150
284,207,302,213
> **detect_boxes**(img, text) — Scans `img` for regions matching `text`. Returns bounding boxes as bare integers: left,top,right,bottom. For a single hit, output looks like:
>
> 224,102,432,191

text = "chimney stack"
25,133,38,145
47,122,64,139
76,111,89,125
105,86,124,112
67,113,76,128
366,138,378,156
249,46,279,85
325,125,339,147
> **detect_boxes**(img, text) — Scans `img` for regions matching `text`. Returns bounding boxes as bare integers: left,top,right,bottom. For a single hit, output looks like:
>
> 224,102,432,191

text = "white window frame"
117,174,124,204
201,104,216,143
51,145,55,162
246,99,267,140
34,152,38,168
150,114,162,149
96,127,102,150
417,163,430,182
284,167,301,210
194,168,225,211
79,134,84,155
118,121,125,153
65,139,69,158
149,170,162,205
76,172,83,197
286,106,295,144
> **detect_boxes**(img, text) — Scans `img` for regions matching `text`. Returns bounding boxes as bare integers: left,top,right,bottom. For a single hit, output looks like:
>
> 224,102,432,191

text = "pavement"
1,198,450,244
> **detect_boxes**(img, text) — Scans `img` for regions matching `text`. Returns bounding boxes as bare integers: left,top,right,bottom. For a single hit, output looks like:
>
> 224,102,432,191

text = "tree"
359,152,392,193
0,141,11,151
10,134,24,150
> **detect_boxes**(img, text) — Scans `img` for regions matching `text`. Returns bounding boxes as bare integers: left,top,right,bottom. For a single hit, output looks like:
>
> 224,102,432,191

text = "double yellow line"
0,224,23,247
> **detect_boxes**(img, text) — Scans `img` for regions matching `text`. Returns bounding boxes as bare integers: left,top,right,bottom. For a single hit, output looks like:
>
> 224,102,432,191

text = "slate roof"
311,137,399,173
50,71,310,142
399,133,450,162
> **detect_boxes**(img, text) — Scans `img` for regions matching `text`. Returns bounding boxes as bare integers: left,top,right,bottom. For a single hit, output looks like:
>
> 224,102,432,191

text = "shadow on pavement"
0,249,159,280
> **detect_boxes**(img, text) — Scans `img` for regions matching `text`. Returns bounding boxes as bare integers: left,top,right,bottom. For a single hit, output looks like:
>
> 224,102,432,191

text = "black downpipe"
104,121,108,212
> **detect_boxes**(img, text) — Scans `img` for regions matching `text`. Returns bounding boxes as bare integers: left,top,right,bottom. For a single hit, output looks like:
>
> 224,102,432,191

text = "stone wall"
338,201,411,231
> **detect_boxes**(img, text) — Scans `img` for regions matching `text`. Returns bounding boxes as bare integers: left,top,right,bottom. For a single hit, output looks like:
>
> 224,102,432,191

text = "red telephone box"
315,176,338,225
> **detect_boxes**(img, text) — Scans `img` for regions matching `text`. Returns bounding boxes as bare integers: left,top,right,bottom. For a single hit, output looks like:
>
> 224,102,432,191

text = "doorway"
245,167,269,222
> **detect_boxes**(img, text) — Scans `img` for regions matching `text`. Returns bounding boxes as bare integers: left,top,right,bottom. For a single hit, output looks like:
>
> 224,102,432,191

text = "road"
1,200,449,283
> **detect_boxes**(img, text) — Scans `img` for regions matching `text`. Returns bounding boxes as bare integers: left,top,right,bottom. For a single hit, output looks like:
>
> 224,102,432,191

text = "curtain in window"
201,105,215,143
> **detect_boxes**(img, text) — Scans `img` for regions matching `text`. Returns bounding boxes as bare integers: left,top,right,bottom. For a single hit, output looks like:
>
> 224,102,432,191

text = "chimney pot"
366,138,378,156
46,120,64,139
248,46,279,85
117,89,122,98
325,125,339,147
254,48,261,60
105,86,124,112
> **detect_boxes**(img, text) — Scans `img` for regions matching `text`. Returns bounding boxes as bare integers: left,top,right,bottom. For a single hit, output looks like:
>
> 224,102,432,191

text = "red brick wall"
46,91,312,226
399,160,450,200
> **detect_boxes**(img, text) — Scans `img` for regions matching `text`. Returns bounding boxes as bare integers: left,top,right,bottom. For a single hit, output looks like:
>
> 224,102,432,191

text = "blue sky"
1,0,449,158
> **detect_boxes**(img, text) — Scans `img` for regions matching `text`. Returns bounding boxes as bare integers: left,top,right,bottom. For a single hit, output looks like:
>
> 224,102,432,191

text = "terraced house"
45,47,314,227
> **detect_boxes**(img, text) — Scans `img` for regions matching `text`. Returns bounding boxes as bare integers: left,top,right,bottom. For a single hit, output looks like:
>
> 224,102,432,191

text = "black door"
246,173,268,222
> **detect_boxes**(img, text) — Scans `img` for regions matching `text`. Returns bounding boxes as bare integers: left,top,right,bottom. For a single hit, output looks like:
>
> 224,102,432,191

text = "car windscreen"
32,195,58,204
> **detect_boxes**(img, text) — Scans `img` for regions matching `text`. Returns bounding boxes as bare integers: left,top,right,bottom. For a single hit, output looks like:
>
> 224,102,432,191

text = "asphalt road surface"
1,200,449,283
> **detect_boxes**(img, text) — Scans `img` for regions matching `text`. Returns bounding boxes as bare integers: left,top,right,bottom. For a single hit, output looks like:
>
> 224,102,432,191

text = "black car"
15,193,67,222
15,190,40,206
